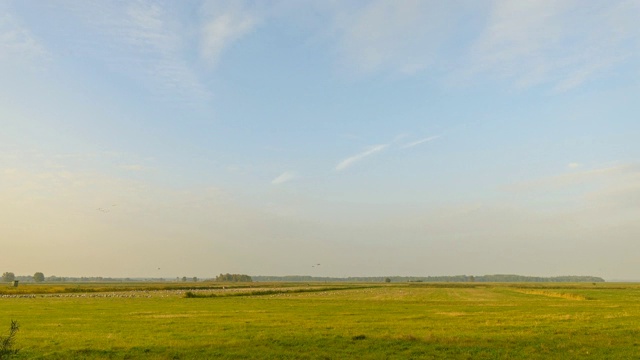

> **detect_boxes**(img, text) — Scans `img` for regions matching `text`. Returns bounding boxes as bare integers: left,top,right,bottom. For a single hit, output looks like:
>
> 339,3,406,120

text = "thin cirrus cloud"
271,171,297,185
333,0,468,75
328,0,639,90
335,144,388,171
401,135,441,149
504,164,639,193
200,7,257,67
57,1,210,102
119,164,146,172
0,11,47,62
467,0,640,91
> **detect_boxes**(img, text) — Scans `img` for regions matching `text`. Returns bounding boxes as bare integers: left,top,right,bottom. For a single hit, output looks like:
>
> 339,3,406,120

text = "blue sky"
1,0,639,280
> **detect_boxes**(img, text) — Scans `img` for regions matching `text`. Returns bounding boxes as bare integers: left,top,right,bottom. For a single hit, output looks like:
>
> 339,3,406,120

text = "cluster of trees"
252,274,605,283
2,272,46,283
1,272,15,282
470,275,605,283
215,273,252,282
2,273,153,283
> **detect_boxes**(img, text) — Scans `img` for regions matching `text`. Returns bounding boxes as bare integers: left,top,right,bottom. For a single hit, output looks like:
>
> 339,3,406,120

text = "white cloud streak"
467,0,640,90
0,12,47,62
332,0,471,75
120,164,146,172
401,135,441,149
200,4,258,67
271,171,297,185
335,144,388,171
60,1,210,103
325,1,639,89
505,164,639,193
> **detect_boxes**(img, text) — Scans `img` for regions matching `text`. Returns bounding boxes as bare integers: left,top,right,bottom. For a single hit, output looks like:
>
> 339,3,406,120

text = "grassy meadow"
1,282,640,359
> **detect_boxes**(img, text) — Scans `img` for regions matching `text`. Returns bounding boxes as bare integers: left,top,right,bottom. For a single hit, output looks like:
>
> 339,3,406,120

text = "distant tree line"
3,274,158,283
470,275,605,283
215,273,253,282
5,272,603,284
2,272,45,283
252,274,605,283
2,274,208,283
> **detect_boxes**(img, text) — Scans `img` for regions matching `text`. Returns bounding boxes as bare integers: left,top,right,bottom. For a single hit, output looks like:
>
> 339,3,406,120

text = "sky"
1,0,639,280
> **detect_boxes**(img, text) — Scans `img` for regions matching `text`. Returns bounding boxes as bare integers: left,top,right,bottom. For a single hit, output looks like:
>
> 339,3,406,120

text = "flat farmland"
1,282,640,359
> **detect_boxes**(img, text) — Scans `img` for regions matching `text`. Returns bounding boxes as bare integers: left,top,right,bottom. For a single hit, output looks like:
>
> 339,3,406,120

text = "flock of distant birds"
97,204,117,213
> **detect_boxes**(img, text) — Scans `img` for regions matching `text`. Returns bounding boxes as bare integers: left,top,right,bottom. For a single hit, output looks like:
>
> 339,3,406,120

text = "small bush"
0,320,19,359
352,334,366,341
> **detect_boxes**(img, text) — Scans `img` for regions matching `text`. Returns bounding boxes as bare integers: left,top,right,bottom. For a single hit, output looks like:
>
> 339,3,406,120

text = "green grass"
1,282,640,359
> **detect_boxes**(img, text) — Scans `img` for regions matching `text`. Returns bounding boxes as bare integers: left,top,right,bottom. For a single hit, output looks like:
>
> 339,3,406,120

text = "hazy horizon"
2,1,639,280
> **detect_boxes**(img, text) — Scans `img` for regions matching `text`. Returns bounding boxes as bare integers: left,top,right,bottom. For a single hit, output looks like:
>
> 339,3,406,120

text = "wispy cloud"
120,164,146,172
60,1,210,103
401,135,441,149
505,163,639,193
122,2,211,101
0,11,47,62
331,0,475,76
271,171,297,185
335,144,388,171
324,1,639,90
467,0,640,90
200,3,258,67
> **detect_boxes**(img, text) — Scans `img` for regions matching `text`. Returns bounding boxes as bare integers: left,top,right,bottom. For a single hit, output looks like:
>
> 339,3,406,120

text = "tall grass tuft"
0,320,19,359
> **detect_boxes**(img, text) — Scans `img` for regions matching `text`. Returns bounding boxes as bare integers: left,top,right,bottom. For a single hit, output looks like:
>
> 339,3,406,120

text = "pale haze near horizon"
1,1,639,280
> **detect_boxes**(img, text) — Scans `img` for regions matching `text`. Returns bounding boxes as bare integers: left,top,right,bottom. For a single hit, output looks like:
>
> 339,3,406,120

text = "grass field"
1,282,640,359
